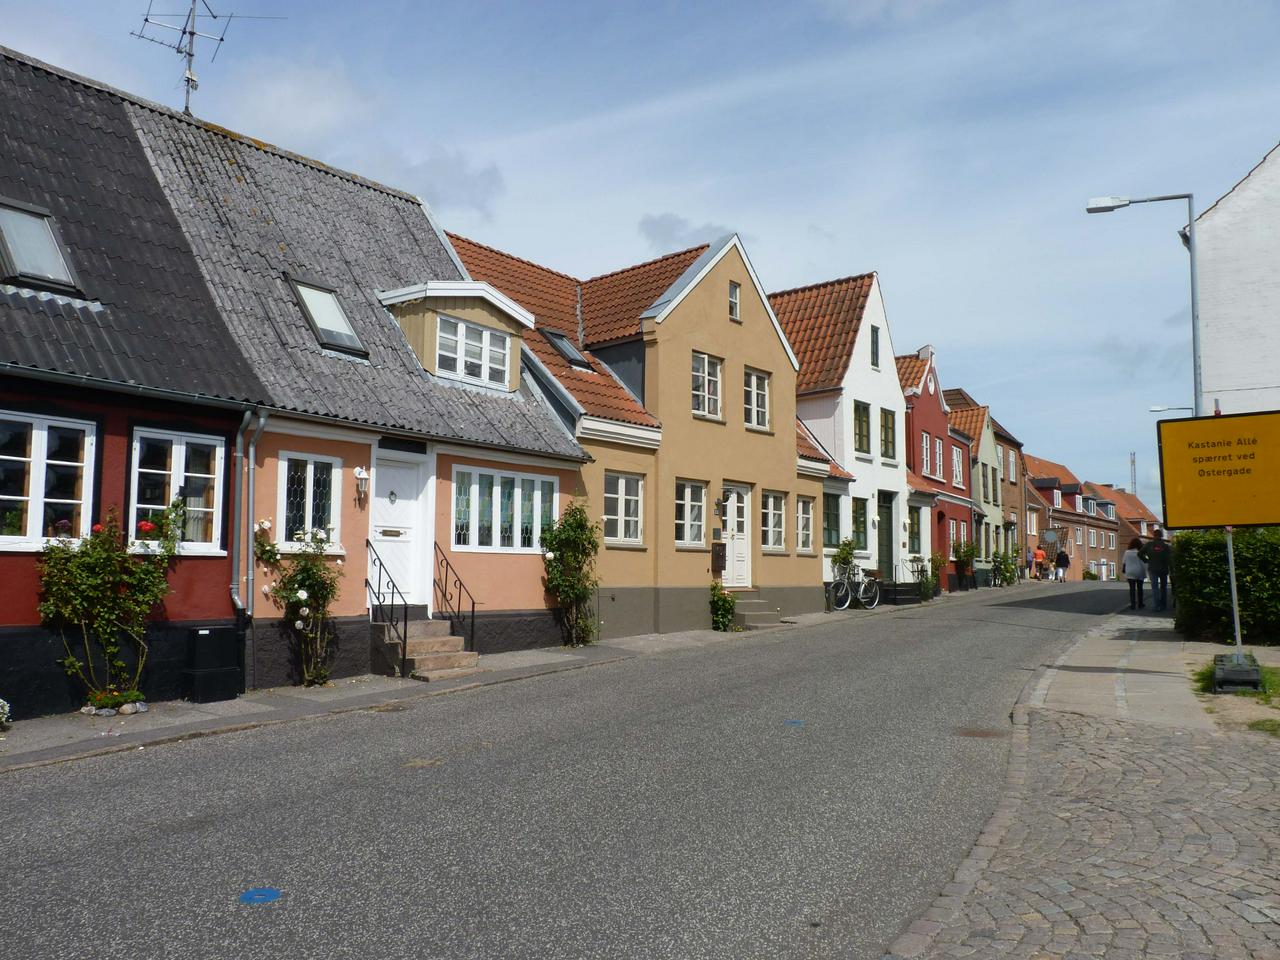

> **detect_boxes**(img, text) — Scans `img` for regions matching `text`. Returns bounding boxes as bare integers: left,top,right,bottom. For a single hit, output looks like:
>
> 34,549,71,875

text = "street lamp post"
1148,405,1193,413
1087,194,1203,417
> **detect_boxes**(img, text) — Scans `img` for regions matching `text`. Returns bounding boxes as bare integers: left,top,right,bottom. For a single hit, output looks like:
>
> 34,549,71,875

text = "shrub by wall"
1173,527,1280,645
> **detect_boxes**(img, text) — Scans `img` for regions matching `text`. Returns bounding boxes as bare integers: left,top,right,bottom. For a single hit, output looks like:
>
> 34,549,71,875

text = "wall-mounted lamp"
353,466,370,503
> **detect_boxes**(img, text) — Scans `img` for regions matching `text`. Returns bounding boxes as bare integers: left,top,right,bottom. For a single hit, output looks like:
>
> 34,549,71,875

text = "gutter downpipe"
244,409,269,689
228,409,254,613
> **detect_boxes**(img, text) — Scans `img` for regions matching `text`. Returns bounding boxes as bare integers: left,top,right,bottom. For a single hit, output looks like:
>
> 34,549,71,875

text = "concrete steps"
731,591,782,630
370,616,480,681
880,581,923,606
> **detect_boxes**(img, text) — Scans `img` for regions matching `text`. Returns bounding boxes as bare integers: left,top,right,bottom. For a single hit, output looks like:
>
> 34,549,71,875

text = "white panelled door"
372,457,425,603
723,484,751,588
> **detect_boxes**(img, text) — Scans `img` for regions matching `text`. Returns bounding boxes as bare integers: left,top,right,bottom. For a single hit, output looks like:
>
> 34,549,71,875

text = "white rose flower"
336,558,344,566
261,518,271,530
293,531,305,542
544,551,555,560
294,619,305,630
261,584,269,595
299,606,310,616
296,588,309,601
315,529,327,542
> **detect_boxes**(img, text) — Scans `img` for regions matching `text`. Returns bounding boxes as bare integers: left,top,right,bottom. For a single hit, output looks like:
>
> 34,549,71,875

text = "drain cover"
954,726,1008,738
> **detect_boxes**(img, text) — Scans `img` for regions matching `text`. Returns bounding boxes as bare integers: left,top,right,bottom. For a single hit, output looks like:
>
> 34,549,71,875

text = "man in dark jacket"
1139,529,1173,611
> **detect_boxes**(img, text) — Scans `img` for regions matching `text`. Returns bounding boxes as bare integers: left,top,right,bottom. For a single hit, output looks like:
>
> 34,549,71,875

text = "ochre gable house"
453,233,830,634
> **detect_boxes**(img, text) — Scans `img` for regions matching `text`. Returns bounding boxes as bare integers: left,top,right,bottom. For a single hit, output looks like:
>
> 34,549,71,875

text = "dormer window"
728,281,741,322
438,316,508,387
1053,490,1062,508
288,274,366,357
545,331,592,370
0,198,78,292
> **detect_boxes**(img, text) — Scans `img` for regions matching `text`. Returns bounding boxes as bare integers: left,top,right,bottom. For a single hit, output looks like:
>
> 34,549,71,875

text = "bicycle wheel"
858,577,880,610
831,577,852,610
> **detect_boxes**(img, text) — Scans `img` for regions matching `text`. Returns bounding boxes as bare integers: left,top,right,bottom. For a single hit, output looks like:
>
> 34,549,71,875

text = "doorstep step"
404,635,466,656
410,666,483,683
406,619,455,640
406,650,479,673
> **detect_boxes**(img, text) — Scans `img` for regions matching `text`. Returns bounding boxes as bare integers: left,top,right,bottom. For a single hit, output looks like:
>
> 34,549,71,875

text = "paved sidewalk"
886,614,1280,960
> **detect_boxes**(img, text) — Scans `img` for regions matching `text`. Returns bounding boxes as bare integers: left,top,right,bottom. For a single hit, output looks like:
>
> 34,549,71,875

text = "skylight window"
0,199,78,290
287,274,366,357
544,331,592,370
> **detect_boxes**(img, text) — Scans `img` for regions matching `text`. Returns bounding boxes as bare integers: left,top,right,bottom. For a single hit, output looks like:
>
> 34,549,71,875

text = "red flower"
91,523,105,533
137,520,157,534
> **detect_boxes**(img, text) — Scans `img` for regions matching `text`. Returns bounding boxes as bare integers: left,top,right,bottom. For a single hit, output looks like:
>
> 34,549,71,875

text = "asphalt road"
4,582,1130,960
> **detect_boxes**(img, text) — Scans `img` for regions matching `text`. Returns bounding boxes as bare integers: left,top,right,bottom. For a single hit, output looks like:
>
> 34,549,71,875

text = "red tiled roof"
580,245,708,345
907,469,937,495
1023,452,1082,488
1091,483,1160,524
796,420,854,480
448,233,580,335
768,274,875,395
947,405,988,444
895,354,928,392
524,329,657,428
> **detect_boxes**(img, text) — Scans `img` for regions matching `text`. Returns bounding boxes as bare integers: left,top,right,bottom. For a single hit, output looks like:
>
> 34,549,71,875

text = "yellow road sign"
1157,410,1280,529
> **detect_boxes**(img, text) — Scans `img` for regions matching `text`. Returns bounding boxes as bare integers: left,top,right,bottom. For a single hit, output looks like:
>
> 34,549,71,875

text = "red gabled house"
895,346,975,590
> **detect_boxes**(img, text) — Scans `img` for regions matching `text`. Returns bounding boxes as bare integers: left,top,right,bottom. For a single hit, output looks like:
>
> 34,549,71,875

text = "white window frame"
951,446,965,488
0,409,96,550
1007,448,1016,481
934,437,943,479
761,491,785,552
1075,494,1083,512
796,496,814,553
1053,489,1062,508
603,471,643,544
1089,528,1097,548
1027,510,1038,535
1075,526,1083,545
692,351,722,419
728,281,741,322
129,428,225,555
675,480,707,547
1109,532,1116,549
960,520,968,546
451,464,558,554
1140,520,1148,536
949,518,958,558
921,431,931,476
436,314,510,388
744,368,770,430
276,452,344,552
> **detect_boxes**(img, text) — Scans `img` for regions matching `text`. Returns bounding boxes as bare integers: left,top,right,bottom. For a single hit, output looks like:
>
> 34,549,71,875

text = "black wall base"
247,615,371,689
471,609,563,654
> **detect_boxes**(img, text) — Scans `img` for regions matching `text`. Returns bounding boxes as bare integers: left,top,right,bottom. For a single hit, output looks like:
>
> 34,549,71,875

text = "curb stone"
878,618,1098,960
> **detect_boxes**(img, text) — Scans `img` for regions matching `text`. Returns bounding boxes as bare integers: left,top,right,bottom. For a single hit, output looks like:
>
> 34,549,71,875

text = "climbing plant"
256,522,342,686
540,501,599,646
39,505,183,704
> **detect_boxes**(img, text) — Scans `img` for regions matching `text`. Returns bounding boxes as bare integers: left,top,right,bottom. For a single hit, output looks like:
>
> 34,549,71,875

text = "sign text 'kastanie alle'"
1157,410,1280,529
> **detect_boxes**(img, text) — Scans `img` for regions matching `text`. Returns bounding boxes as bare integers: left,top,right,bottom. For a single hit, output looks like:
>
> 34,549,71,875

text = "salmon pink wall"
435,452,579,612
249,429,374,620
0,379,240,625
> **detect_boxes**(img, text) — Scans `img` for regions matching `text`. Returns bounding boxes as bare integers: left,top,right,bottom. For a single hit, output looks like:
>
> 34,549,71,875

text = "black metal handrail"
433,542,477,652
366,539,410,677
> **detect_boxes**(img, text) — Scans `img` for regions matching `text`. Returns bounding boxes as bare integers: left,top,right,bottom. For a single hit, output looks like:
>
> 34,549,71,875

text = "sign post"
1157,410,1280,668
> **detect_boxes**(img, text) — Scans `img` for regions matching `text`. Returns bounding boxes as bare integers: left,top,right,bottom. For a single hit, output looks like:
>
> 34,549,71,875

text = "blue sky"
8,0,1280,509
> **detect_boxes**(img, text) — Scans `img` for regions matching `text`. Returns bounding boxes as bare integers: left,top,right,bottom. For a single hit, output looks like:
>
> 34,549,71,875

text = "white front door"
723,485,751,588
372,457,425,603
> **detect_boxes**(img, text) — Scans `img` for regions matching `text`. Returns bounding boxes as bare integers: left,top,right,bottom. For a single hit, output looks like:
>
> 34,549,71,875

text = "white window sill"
881,459,900,468
762,549,789,556
129,542,227,557
692,412,725,424
0,537,83,553
449,544,542,555
675,542,709,552
275,542,347,556
745,424,773,435
853,453,874,464
604,539,646,551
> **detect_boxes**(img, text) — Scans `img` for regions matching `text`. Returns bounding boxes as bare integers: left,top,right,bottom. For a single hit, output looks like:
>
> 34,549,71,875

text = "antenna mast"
1130,451,1137,494
131,0,282,114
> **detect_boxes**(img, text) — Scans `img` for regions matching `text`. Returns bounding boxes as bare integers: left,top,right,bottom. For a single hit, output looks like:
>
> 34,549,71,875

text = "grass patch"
1192,659,1280,705
1247,718,1280,736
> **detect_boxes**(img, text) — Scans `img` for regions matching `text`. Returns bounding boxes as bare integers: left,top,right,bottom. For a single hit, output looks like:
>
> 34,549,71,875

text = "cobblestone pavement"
888,709,1280,960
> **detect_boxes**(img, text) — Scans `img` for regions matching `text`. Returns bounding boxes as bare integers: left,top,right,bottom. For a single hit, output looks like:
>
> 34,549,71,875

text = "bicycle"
830,561,880,610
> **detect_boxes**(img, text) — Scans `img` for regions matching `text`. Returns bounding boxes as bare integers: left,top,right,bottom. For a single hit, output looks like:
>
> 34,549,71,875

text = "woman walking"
1122,537,1147,609
1054,548,1070,582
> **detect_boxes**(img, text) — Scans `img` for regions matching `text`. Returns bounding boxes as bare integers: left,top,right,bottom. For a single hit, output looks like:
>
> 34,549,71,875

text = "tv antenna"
131,0,284,115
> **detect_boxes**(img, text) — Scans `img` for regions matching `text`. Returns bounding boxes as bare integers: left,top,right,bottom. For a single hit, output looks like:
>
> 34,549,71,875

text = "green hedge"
1173,527,1280,644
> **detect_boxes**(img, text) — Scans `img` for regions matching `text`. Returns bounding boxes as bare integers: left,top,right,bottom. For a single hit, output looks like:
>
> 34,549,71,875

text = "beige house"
452,233,829,635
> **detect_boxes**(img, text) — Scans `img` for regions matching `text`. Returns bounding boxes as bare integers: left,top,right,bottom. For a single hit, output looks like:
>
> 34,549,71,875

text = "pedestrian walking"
1055,549,1070,582
1025,547,1033,580
1139,528,1173,611
1122,537,1147,610
1033,545,1047,580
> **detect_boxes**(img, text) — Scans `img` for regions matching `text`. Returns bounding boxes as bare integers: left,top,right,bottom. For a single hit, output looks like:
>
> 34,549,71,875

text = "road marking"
239,888,282,904
784,719,804,727
1115,633,1134,718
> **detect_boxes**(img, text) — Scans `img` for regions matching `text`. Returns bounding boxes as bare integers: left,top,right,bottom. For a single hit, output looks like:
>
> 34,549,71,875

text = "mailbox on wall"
711,542,726,575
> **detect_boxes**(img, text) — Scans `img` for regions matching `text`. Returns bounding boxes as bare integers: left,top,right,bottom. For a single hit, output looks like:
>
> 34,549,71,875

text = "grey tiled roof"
126,101,583,460
0,45,584,462
0,52,263,400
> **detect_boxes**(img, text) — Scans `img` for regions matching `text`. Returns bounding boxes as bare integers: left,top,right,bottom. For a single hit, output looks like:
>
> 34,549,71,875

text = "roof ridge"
768,272,876,298
447,232,583,284
0,44,420,204
584,243,710,284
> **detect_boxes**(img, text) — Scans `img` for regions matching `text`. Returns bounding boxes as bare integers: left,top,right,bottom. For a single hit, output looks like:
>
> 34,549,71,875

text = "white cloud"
638,214,734,252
